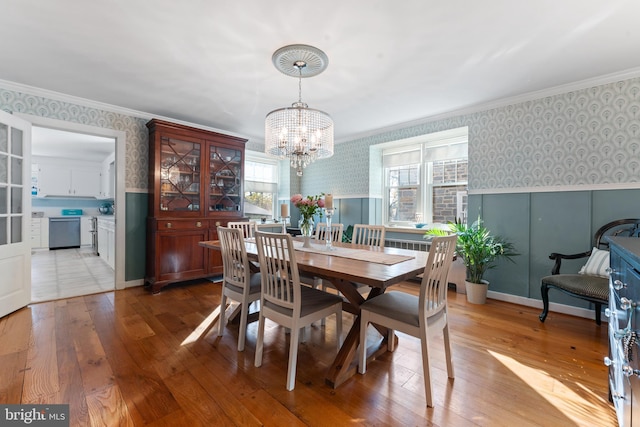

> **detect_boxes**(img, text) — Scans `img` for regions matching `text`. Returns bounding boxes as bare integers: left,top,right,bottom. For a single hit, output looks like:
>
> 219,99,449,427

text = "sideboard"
606,237,640,426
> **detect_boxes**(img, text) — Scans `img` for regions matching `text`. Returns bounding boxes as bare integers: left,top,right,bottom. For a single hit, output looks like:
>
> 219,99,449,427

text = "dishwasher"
49,217,81,249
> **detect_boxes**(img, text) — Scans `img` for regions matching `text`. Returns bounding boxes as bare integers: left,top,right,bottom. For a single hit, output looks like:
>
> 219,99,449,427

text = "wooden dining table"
199,237,429,388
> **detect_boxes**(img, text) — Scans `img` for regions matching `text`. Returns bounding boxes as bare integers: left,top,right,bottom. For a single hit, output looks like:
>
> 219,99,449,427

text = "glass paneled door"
0,110,31,318
159,136,201,213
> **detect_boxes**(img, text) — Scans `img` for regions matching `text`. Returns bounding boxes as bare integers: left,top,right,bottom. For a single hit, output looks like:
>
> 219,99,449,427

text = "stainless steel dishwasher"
49,217,81,249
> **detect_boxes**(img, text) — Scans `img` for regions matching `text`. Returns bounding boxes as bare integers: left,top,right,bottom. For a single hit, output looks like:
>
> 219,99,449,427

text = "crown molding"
338,66,640,144
0,78,251,140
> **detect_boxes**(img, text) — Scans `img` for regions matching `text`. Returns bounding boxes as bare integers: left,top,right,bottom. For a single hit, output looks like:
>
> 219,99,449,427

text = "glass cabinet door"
159,136,201,212
208,146,242,213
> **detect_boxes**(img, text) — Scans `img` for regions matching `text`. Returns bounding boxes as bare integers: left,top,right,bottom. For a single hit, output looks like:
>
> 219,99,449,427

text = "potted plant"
426,217,518,304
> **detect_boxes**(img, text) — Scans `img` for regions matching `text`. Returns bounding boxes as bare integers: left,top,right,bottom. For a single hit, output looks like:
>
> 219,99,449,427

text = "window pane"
0,124,6,152
11,187,22,213
11,216,21,243
432,185,468,223
389,187,418,221
0,217,6,245
0,154,6,183
11,128,23,156
433,159,467,184
11,157,22,185
0,187,6,214
245,160,277,183
244,191,275,219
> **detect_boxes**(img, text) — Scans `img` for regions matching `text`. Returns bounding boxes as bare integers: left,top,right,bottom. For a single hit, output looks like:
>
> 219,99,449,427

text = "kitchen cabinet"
97,217,115,269
30,217,49,249
37,164,101,197
145,119,247,293
81,216,93,246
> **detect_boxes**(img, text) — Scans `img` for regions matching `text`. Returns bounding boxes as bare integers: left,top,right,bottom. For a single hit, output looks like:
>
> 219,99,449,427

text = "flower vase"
299,217,314,248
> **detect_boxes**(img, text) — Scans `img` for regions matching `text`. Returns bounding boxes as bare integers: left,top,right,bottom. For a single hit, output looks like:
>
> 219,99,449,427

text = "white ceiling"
32,127,114,162
3,0,640,144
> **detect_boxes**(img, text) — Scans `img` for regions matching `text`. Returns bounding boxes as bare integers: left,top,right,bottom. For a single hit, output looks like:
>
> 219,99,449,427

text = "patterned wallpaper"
3,76,640,194
471,78,640,189
0,88,149,190
299,77,640,195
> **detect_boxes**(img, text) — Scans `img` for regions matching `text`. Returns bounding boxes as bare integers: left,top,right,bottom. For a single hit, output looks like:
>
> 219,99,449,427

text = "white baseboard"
486,290,606,323
124,279,145,289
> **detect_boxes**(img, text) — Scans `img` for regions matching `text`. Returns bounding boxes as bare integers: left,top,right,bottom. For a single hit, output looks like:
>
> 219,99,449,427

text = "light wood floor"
31,247,114,303
0,280,616,426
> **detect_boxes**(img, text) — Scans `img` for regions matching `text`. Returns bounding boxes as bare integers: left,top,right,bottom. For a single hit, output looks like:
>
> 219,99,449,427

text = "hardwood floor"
0,280,616,426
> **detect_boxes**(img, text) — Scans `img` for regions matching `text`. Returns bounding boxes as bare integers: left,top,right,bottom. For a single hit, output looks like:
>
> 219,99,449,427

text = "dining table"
199,236,429,388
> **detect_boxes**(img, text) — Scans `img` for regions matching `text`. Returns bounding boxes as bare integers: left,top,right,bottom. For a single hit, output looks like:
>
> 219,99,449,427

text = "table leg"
322,277,394,388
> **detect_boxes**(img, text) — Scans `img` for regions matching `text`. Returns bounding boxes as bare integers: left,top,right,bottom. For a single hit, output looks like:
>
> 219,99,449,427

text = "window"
383,127,468,225
244,153,279,221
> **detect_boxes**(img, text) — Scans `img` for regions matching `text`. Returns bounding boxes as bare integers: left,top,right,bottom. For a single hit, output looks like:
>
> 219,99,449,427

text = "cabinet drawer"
156,219,208,230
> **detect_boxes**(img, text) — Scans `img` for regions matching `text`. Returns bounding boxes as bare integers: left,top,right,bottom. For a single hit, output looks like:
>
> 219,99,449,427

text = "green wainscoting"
471,189,640,310
122,189,640,312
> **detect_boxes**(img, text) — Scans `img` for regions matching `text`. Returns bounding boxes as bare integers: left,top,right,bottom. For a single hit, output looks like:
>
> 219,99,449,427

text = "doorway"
18,114,127,301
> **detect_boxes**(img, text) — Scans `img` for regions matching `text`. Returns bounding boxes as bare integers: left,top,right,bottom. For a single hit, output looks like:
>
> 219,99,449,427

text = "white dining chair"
344,224,386,298
228,221,257,239
352,224,386,248
254,230,343,391
303,223,345,293
358,234,457,407
255,222,286,234
217,226,262,351
315,222,344,243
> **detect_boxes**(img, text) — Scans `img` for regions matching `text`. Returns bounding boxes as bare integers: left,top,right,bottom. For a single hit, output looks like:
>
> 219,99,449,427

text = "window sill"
384,225,429,235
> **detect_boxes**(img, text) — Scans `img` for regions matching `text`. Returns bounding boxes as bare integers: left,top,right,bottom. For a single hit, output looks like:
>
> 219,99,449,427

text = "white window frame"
244,150,280,220
382,127,468,226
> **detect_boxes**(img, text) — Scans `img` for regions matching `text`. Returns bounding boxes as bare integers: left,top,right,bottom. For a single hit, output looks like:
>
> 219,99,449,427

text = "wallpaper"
471,78,640,189
299,77,640,195
3,76,640,195
0,89,150,190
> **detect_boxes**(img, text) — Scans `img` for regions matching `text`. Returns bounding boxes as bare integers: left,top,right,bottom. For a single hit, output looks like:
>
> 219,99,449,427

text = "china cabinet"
146,119,247,292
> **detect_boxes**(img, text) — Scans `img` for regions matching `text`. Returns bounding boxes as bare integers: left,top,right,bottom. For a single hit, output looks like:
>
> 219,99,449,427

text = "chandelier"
265,44,334,177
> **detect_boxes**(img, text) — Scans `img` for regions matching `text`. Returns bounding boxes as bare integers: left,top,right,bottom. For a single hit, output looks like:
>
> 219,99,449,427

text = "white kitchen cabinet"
80,216,93,246
38,164,71,196
72,169,102,197
37,164,101,197
30,218,42,248
97,218,115,269
30,218,50,249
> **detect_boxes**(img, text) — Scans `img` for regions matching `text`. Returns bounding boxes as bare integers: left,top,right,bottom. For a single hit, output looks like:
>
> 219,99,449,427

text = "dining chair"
255,222,286,234
306,223,345,292
227,221,257,239
315,222,344,243
345,224,386,297
254,230,343,391
352,224,386,248
358,234,457,407
217,226,262,351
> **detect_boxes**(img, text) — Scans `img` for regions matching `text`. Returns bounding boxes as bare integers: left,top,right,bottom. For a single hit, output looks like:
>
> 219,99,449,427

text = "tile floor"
31,246,114,302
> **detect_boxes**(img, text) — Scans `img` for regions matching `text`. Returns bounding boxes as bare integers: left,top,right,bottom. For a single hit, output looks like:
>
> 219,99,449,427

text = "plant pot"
465,280,489,304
